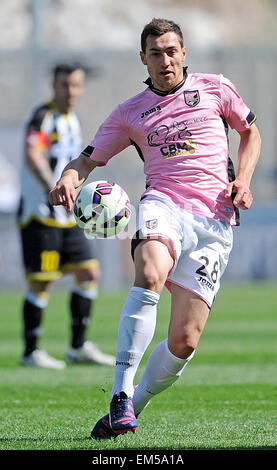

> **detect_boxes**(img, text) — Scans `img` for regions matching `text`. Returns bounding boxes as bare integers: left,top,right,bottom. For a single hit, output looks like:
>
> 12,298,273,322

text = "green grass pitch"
0,282,276,450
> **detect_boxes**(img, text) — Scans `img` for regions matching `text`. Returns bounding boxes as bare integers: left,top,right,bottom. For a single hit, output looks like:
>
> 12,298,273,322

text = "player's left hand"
225,179,253,210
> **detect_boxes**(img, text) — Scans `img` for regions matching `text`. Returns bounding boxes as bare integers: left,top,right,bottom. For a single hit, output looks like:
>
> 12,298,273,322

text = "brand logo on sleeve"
184,90,200,107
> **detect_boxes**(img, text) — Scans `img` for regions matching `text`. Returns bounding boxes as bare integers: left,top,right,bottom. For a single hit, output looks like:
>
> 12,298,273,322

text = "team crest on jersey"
184,90,200,107
145,219,158,229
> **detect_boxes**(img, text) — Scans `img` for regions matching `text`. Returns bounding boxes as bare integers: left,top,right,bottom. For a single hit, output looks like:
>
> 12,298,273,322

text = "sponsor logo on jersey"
184,90,200,107
161,140,197,158
141,105,161,119
147,120,197,158
148,121,192,146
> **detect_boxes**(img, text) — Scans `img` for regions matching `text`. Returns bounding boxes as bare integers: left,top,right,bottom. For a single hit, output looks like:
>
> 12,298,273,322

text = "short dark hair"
53,62,86,81
141,18,184,53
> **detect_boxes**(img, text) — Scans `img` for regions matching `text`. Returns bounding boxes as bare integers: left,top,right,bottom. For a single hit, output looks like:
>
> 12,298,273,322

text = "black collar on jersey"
144,66,188,96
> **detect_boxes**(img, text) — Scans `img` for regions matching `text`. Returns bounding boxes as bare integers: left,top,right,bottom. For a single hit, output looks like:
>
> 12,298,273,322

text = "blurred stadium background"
0,0,277,291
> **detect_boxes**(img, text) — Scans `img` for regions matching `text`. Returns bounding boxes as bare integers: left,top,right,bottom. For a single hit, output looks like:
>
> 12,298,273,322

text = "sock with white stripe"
23,293,48,356
70,282,98,349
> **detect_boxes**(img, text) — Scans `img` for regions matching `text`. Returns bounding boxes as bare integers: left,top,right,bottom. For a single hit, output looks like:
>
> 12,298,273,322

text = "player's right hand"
49,177,76,212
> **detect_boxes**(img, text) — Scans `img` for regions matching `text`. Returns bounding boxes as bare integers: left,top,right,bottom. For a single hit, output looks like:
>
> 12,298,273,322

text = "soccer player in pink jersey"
49,18,261,439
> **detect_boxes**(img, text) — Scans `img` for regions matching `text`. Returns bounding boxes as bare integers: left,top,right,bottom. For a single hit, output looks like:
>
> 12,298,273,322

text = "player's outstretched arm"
49,154,99,212
225,123,261,210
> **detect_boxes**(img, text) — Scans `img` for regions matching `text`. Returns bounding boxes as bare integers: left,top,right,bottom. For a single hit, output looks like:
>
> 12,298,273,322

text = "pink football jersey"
89,72,256,225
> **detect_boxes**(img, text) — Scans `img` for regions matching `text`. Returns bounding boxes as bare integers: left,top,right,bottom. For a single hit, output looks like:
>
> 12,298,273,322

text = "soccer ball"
73,180,132,238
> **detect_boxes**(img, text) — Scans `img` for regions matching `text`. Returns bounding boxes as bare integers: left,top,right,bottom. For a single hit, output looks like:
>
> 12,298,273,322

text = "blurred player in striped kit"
18,62,115,369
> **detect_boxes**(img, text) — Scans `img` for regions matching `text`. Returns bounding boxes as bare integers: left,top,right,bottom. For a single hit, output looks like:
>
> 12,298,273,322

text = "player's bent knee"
143,267,161,288
87,268,101,281
29,280,51,295
136,263,166,292
171,343,196,360
75,267,100,283
169,331,199,359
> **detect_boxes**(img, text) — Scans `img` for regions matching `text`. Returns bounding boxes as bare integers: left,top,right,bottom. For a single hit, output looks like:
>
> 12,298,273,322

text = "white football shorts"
136,196,233,307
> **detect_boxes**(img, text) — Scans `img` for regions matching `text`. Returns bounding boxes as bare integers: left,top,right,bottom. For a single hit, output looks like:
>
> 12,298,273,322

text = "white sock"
133,339,195,414
112,286,160,398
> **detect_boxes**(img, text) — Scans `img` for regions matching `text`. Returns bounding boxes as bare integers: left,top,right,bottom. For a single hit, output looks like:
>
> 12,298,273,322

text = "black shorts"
20,219,98,281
